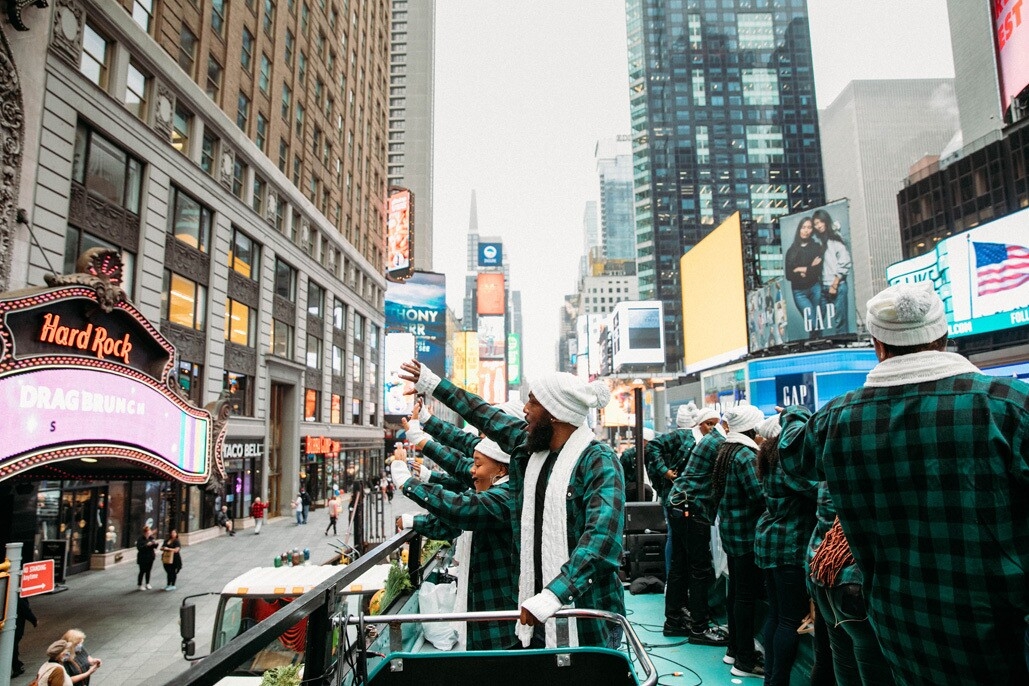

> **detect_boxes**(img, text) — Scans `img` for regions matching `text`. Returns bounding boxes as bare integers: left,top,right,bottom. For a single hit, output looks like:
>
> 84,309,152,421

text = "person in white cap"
399,359,625,649
780,282,1029,685
709,404,768,679
391,438,517,651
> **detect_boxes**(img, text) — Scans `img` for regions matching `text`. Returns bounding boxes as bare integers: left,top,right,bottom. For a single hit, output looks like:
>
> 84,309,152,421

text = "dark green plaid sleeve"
425,414,481,457
422,439,475,488
680,431,726,522
545,443,625,606
427,469,469,492
413,514,461,541
717,446,765,556
431,378,528,456
755,457,818,569
402,479,513,530
644,430,695,505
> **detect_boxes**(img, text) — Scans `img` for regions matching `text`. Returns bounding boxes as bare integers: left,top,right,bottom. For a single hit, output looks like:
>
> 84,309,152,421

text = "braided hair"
755,435,780,481
809,516,855,587
710,442,741,514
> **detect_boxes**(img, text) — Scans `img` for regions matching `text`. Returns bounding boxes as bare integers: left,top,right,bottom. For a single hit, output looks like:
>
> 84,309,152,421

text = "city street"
12,494,422,685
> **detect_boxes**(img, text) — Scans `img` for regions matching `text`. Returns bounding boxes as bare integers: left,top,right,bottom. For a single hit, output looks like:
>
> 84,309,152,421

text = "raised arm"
422,440,475,489
402,480,513,531
425,414,482,457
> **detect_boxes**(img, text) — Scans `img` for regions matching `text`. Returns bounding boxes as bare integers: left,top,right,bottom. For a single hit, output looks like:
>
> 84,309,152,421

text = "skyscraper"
595,137,636,261
389,0,436,271
625,0,825,367
945,0,1003,144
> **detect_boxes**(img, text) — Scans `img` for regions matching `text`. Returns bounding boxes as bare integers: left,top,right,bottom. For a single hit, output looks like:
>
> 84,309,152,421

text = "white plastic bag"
711,517,729,579
418,580,459,650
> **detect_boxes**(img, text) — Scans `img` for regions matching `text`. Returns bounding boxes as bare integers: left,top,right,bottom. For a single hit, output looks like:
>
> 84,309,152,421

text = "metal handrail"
356,608,657,686
162,529,419,686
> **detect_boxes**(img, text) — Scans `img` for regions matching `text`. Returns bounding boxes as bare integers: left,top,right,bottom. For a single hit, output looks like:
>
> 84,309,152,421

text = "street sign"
20,559,55,597
40,539,67,582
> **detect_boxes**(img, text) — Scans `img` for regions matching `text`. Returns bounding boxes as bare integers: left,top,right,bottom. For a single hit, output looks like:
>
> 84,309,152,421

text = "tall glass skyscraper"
626,0,825,368
595,138,638,261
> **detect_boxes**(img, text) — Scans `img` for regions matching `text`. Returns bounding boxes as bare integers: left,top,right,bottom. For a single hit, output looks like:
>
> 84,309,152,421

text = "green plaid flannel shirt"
781,371,1029,685
674,430,726,524
430,377,626,646
425,414,483,457
644,429,696,505
406,479,519,650
754,451,818,570
423,439,475,490
715,442,765,557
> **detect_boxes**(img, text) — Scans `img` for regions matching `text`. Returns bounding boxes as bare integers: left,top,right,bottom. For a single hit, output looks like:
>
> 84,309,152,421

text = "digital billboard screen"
385,188,413,281
476,315,506,360
452,331,479,393
993,0,1029,117
778,199,856,341
746,278,788,352
627,306,661,349
478,242,503,267
384,271,446,373
886,207,1029,338
478,360,507,404
476,272,506,315
383,332,416,416
507,333,521,386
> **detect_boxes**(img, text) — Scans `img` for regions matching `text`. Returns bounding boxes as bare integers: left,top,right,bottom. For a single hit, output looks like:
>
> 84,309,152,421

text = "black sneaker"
689,624,729,646
730,661,765,678
662,618,691,637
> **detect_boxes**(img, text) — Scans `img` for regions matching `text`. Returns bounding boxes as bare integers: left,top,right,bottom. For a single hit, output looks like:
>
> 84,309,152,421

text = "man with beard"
400,360,625,648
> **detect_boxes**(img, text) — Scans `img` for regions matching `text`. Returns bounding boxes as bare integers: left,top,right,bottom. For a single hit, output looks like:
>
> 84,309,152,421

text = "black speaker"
624,502,666,534
623,533,666,581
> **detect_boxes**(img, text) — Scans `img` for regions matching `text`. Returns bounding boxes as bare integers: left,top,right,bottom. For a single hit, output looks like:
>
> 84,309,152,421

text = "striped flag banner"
973,241,1029,296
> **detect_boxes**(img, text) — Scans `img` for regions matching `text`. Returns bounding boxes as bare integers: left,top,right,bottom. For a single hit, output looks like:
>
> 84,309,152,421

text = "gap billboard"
384,271,446,373
886,208,1029,338
778,199,856,342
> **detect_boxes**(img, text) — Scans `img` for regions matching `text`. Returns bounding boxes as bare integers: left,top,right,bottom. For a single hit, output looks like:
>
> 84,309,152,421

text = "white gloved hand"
413,362,442,396
520,589,563,623
418,404,431,422
390,459,413,489
400,514,414,529
417,465,433,482
405,429,431,448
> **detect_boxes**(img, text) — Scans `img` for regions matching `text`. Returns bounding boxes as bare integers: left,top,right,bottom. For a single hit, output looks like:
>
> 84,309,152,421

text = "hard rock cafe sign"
0,249,227,484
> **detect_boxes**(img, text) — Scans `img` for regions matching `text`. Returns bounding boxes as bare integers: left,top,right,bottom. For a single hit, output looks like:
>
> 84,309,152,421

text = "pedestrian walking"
781,282,1029,685
134,525,158,590
215,505,235,536
61,629,101,685
11,595,37,677
299,487,312,524
161,529,183,590
35,640,74,686
293,493,304,525
250,496,268,534
324,494,341,535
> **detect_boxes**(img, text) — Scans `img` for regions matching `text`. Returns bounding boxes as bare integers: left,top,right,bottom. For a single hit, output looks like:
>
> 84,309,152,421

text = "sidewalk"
12,493,422,685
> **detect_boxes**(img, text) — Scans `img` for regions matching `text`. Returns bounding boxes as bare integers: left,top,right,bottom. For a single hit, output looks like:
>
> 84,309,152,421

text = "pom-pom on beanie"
676,402,699,428
531,373,611,426
866,282,948,347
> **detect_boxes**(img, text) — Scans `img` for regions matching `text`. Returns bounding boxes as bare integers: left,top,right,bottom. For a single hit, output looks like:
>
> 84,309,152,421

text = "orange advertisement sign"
477,273,505,315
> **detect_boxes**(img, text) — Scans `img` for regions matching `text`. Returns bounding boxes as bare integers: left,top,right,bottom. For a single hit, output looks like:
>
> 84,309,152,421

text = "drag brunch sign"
0,285,213,483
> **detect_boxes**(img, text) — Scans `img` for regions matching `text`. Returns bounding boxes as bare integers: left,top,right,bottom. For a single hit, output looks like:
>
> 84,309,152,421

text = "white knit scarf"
516,422,594,647
864,350,979,388
724,431,759,450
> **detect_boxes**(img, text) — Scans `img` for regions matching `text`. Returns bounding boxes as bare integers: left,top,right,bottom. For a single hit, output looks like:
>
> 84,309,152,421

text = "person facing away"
250,496,268,534
37,640,73,686
61,629,100,685
400,360,625,649
161,529,183,590
782,281,1029,685
134,525,158,590
325,493,341,536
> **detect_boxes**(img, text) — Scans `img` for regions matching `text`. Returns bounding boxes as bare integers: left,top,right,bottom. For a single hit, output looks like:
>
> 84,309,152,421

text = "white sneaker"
139,585,146,591
145,584,152,589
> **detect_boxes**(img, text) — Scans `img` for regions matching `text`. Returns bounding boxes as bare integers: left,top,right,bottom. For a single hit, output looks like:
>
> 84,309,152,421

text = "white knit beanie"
756,415,781,440
866,282,948,346
676,402,699,429
496,400,525,419
475,438,510,464
531,373,611,425
694,407,720,425
723,404,765,434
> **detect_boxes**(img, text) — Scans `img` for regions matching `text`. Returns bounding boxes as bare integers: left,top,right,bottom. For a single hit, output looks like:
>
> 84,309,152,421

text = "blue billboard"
477,242,503,267
385,271,446,375
886,208,1029,338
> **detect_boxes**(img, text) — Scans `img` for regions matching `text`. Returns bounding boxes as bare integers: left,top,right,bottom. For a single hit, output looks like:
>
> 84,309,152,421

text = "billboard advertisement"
992,0,1029,117
778,200,856,341
383,332,416,416
478,359,507,404
611,302,665,369
476,272,506,315
575,314,604,379
746,278,788,352
681,213,748,372
385,188,414,281
385,271,447,373
452,331,479,393
507,333,521,386
886,208,1029,338
476,315,506,360
478,242,503,267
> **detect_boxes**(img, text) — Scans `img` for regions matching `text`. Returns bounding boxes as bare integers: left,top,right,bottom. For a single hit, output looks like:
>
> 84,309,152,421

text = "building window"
332,298,346,331
306,334,322,369
369,325,379,350
177,360,203,406
304,388,320,422
696,126,710,165
307,280,324,317
211,0,227,36
132,0,154,32
241,28,254,71
178,24,198,76
737,13,775,50
162,270,207,330
281,84,292,119
125,61,149,118
263,0,275,35
351,398,361,425
298,51,307,85
172,103,193,153
292,155,301,187
331,344,343,375
232,158,246,198
274,258,296,300
252,175,266,214
301,2,310,34
270,318,294,357
259,54,271,93
285,30,295,65
278,139,289,172
295,104,305,137
206,56,223,101
692,70,706,107
225,299,257,346
169,186,212,252
224,371,253,416
63,227,136,297
229,227,260,280
80,23,110,87
700,184,713,224
749,184,789,223
72,124,143,213
256,113,268,151
330,394,343,423
746,125,785,163
742,68,779,106
274,195,286,232
237,92,250,131
353,313,364,341
351,353,362,381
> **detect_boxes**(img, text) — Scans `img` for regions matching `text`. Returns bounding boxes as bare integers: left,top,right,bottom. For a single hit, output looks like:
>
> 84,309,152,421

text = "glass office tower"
626,0,825,368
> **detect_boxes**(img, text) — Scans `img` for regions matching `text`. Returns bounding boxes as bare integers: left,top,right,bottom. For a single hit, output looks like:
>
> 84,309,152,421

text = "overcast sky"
430,0,956,384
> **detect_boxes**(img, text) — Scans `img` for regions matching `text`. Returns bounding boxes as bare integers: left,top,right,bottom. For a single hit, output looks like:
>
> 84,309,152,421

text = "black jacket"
135,534,157,564
784,239,823,289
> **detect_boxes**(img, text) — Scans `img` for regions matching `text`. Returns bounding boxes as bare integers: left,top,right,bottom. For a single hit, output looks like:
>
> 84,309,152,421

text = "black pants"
812,583,895,686
137,559,154,585
762,565,809,686
664,507,690,620
164,563,180,586
726,552,761,664
685,517,716,625
325,516,337,535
